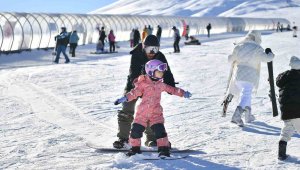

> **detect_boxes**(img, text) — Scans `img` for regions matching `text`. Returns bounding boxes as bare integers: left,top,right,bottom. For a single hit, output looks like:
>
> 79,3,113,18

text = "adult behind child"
113,35,176,149
226,30,274,127
114,59,192,157
276,56,300,160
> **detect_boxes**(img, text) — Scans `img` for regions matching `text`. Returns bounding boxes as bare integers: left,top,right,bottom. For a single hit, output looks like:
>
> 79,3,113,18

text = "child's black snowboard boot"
126,146,141,157
158,146,170,158
278,140,288,160
113,138,128,149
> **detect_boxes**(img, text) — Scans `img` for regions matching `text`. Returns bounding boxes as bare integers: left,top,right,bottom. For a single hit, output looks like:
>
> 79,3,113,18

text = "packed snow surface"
1,1,300,168
1,30,300,169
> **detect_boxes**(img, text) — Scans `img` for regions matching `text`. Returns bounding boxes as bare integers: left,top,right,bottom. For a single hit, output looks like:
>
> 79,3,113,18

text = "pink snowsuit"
125,75,185,147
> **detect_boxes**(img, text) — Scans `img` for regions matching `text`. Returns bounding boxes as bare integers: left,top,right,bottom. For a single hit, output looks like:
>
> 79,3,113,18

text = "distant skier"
185,25,190,40
277,22,281,32
54,27,70,64
112,35,176,149
276,56,300,160
69,30,79,57
206,23,212,38
226,30,274,127
130,29,134,47
98,27,107,50
156,25,162,43
133,27,141,47
108,30,116,53
172,26,181,53
142,25,148,42
147,25,153,35
114,59,192,158
292,22,297,37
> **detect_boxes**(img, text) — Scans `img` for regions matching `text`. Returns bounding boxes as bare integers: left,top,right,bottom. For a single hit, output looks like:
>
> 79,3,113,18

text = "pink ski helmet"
145,59,168,79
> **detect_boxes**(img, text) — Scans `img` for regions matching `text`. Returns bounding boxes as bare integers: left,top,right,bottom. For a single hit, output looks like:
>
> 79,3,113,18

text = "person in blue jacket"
69,30,79,57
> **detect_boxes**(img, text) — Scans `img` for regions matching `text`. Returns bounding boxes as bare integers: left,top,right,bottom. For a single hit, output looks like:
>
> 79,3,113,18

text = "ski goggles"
144,46,159,54
149,63,168,72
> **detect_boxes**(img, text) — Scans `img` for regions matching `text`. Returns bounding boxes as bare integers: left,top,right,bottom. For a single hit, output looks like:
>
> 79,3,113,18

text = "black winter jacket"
276,69,300,120
125,43,175,92
99,31,106,42
56,32,69,46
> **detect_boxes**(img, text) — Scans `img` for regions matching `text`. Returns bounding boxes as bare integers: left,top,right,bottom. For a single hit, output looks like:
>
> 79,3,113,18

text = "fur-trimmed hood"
289,56,300,70
244,30,262,44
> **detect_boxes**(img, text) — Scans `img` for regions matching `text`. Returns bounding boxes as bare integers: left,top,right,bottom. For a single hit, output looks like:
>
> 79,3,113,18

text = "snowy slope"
90,0,300,21
1,1,300,169
1,30,300,169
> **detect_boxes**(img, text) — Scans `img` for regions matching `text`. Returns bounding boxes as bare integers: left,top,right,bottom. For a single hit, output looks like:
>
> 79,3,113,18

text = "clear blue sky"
0,0,117,14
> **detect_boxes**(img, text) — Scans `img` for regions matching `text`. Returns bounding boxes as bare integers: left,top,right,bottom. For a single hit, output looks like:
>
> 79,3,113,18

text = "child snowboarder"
114,59,192,158
276,56,300,160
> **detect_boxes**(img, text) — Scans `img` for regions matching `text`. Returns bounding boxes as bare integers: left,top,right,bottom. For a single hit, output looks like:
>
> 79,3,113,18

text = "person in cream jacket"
227,30,274,126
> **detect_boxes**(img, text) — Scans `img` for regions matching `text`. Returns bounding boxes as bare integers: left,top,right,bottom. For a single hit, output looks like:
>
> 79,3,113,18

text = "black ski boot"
145,140,157,147
126,146,141,157
113,138,128,149
278,141,288,160
158,146,170,158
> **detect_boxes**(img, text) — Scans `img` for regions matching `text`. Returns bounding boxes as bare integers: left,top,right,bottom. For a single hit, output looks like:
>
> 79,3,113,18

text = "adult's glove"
114,96,128,105
265,48,272,54
183,91,192,99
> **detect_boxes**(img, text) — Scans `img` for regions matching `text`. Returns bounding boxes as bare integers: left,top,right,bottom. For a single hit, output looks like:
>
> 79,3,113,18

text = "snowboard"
221,60,237,117
267,61,278,117
221,93,234,117
143,155,188,160
90,51,118,54
86,142,197,153
93,147,194,153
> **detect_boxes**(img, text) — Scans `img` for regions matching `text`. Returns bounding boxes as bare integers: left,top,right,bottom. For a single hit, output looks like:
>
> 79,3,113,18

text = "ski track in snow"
1,31,300,169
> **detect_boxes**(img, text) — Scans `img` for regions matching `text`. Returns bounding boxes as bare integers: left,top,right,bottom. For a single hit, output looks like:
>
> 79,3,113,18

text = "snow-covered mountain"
90,0,300,22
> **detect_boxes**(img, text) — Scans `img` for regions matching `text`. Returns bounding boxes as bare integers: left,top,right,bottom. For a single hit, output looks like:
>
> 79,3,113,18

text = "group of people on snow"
276,21,298,38
52,22,299,160
111,29,299,160
53,23,214,63
225,30,299,161
53,27,80,64
54,27,79,64
96,26,117,53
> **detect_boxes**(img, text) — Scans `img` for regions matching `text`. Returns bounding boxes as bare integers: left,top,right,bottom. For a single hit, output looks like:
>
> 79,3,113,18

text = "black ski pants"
173,38,180,52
